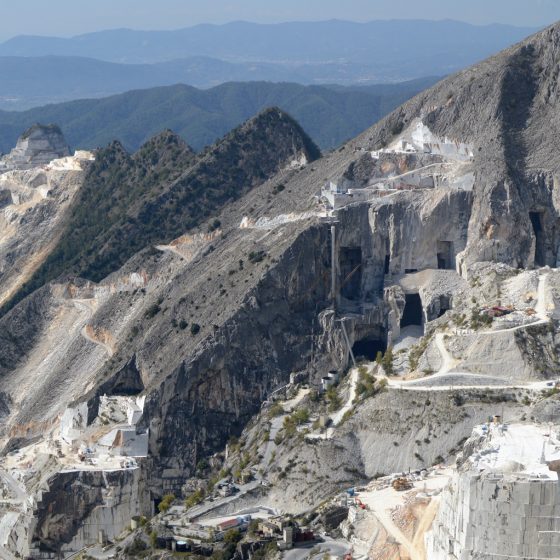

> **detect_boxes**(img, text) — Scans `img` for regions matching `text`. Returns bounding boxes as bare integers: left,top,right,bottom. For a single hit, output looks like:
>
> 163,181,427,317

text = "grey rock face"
352,22,560,272
0,124,70,170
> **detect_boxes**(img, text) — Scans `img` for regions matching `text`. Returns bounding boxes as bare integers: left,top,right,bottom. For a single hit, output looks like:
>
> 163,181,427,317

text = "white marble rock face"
0,124,70,171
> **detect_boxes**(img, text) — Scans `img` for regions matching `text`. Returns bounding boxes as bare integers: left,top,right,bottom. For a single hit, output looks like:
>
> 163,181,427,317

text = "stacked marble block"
426,472,560,559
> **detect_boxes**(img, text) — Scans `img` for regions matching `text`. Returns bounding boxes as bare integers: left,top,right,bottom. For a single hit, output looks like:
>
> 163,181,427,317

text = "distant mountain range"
0,20,537,109
0,79,440,153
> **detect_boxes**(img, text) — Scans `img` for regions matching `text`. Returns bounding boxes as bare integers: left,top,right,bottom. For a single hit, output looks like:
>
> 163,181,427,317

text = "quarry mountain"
2,18,560,560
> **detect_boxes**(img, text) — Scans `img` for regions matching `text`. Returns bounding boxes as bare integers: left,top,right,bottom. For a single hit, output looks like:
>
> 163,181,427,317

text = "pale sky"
0,0,558,40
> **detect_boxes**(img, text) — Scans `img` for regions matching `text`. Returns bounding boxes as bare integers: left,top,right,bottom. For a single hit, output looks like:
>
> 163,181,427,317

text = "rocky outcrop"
2,108,321,315
0,124,69,170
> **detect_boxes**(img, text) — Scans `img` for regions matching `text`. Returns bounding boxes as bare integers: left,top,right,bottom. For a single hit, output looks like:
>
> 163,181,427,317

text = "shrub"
223,528,242,545
292,408,310,424
145,303,161,318
158,493,175,513
326,386,342,411
391,120,404,136
190,323,201,335
269,402,284,417
125,538,147,555
150,530,158,548
208,218,221,232
184,488,205,509
248,250,266,263
381,347,394,375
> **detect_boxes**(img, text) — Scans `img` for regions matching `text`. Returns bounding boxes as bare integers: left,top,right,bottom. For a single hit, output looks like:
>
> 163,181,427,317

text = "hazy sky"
0,0,558,40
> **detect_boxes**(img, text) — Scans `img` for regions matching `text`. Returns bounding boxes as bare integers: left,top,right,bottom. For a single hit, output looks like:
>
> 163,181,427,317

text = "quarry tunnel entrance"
401,293,423,328
529,211,545,267
352,337,387,361
437,241,454,270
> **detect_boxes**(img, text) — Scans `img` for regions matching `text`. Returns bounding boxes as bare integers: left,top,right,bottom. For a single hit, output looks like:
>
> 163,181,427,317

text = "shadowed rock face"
0,124,70,170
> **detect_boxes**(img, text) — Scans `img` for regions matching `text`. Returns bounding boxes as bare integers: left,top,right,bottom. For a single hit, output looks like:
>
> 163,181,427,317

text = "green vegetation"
470,308,493,330
158,493,175,513
250,541,278,560
145,303,161,319
0,80,438,155
248,250,266,264
326,386,342,412
408,334,432,372
356,367,388,399
184,488,205,508
125,538,147,555
381,347,394,375
149,529,158,548
282,408,310,437
268,402,284,418
223,529,242,545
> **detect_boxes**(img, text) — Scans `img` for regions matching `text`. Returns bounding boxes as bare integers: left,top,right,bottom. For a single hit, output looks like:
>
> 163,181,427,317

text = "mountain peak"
216,106,321,166
351,19,560,271
0,123,70,170
133,129,195,169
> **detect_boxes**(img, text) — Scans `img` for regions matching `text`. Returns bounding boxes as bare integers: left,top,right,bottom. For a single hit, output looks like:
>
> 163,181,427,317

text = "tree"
223,528,242,545
326,386,341,411
381,347,394,375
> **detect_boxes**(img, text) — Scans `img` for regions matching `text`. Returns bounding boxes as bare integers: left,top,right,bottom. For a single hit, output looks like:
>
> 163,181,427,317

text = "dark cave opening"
437,240,454,270
352,338,387,361
401,293,423,327
437,295,451,318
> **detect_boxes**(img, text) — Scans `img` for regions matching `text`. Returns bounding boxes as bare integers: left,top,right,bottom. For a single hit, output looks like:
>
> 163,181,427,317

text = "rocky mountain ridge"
1,108,320,313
